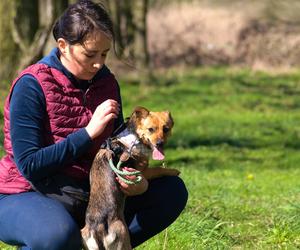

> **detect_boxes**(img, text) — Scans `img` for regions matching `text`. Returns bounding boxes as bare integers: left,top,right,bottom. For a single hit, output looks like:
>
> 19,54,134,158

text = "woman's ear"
57,38,68,55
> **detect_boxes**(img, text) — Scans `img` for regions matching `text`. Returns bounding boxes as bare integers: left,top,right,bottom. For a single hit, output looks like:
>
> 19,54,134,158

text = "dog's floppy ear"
128,106,150,129
166,111,174,128
132,106,150,119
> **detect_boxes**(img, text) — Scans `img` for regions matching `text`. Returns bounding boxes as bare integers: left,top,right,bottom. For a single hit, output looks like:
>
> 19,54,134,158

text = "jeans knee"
151,175,188,224
29,217,81,250
176,176,189,208
164,176,189,211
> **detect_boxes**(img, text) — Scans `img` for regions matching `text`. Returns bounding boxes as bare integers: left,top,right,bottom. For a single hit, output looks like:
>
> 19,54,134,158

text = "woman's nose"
93,60,104,69
93,63,102,70
93,55,105,70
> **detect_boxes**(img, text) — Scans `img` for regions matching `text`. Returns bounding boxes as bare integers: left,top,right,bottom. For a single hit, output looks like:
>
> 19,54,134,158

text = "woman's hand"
86,99,119,139
116,168,149,196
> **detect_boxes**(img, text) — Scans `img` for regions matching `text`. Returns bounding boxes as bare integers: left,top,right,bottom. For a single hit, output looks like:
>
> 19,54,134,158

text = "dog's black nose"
156,140,164,148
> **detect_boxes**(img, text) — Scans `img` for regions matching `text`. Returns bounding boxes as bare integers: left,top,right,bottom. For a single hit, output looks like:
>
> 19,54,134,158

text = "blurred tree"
0,0,20,86
0,0,67,87
11,0,55,74
105,0,150,70
132,0,150,69
0,0,151,88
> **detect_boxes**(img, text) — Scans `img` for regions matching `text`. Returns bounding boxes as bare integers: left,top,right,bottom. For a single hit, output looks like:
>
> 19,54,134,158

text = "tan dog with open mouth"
81,106,180,250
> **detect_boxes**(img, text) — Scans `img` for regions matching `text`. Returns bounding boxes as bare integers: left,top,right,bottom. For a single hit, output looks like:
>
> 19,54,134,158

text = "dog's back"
81,149,131,250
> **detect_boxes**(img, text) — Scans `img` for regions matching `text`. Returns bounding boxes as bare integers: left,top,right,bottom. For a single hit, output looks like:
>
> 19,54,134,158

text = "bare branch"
10,16,27,52
16,0,55,73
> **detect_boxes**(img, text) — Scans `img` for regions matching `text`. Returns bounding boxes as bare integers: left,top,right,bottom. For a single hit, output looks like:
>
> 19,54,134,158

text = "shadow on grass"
285,141,300,149
169,135,259,150
167,156,221,171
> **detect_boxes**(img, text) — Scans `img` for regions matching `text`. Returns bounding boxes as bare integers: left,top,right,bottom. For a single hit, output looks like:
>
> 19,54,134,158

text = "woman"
0,1,188,249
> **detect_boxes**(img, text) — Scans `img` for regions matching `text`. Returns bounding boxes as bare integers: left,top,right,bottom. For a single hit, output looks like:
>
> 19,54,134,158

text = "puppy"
81,107,180,250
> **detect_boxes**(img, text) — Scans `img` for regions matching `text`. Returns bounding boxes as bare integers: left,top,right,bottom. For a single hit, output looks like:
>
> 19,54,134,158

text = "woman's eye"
85,54,96,58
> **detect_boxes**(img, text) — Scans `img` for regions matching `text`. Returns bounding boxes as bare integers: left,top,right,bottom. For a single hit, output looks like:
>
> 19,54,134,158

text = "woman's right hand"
85,99,120,139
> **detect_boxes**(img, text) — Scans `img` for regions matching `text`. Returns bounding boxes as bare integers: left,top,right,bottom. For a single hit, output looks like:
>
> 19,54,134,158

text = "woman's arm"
10,75,93,182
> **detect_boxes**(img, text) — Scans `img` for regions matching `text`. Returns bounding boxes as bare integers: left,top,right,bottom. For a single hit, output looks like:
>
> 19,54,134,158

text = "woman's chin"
77,72,97,81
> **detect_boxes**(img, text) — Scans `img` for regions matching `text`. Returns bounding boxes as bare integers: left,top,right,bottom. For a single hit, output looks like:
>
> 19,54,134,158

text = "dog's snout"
156,139,164,148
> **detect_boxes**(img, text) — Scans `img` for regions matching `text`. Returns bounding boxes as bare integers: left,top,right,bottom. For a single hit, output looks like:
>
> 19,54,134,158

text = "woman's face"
58,31,111,80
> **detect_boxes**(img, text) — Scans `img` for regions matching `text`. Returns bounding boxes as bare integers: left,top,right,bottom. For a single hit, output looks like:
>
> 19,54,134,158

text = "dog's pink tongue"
152,147,165,160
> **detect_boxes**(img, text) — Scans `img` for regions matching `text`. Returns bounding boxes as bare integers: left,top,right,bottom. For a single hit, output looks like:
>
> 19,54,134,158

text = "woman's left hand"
116,168,148,196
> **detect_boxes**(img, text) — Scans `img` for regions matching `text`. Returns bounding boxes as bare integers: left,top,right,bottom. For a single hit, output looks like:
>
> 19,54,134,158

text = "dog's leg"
142,167,180,180
103,219,132,250
81,226,100,250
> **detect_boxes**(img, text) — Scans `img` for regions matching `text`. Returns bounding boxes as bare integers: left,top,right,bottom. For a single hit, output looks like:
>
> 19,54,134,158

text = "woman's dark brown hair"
53,0,114,44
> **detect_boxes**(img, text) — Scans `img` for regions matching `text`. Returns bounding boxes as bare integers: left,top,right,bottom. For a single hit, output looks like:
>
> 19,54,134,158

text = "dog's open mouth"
152,146,165,160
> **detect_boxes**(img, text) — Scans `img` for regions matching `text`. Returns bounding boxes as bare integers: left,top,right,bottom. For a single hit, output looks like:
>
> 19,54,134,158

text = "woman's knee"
29,216,81,250
151,175,188,218
159,175,188,210
0,192,82,250
169,175,189,209
23,196,82,250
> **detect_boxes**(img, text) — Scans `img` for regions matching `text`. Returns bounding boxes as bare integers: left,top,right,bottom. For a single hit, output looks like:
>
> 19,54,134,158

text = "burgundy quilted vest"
0,63,119,194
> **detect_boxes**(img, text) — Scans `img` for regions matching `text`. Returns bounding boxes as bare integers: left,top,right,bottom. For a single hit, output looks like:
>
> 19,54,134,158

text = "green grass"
2,67,300,249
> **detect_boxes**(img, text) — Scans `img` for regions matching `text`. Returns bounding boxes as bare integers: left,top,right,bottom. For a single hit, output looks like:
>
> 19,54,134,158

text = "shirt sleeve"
10,75,93,182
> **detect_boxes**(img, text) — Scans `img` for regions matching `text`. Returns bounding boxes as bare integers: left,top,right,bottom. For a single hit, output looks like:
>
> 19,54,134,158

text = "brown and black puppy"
81,107,180,250
81,148,131,250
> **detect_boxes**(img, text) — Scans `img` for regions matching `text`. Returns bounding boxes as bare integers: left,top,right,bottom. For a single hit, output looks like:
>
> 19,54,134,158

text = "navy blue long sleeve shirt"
10,48,123,182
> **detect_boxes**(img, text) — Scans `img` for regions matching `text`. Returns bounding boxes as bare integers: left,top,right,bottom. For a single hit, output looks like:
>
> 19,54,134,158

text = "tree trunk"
0,0,68,87
105,0,150,72
11,0,55,74
44,0,69,55
0,0,20,86
132,0,149,69
106,0,124,57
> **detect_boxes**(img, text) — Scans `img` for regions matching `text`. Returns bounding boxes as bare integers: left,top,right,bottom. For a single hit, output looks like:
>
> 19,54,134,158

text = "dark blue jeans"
0,176,188,250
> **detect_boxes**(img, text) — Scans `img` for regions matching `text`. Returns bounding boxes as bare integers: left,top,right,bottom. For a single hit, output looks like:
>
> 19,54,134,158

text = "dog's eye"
148,128,155,133
163,127,170,133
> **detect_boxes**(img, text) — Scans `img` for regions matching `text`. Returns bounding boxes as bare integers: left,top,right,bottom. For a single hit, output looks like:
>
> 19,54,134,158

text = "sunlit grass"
121,67,300,249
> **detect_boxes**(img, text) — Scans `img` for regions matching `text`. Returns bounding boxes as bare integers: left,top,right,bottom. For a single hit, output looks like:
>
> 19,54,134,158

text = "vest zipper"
82,80,93,106
82,89,88,106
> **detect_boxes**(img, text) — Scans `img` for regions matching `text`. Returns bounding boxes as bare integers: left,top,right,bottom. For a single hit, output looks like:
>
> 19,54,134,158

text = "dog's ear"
132,106,150,119
165,111,174,128
128,106,150,129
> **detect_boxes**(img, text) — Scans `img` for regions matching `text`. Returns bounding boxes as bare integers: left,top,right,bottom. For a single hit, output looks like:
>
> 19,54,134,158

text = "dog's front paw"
165,168,181,176
143,167,181,179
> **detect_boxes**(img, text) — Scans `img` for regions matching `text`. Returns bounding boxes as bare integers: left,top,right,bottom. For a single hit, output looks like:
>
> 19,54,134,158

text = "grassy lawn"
1,67,300,249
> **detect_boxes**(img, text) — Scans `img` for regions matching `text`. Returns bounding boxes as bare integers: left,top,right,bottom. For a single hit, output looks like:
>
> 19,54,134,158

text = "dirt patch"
146,2,300,71
235,20,300,70
148,3,244,66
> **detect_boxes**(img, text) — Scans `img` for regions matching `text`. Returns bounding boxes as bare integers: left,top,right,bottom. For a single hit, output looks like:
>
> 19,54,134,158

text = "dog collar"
116,128,140,151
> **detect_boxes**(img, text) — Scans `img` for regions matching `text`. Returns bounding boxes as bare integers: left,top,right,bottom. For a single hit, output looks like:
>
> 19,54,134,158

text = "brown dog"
81,107,180,250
